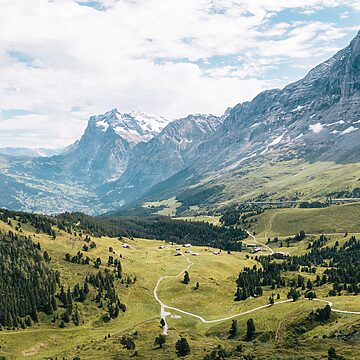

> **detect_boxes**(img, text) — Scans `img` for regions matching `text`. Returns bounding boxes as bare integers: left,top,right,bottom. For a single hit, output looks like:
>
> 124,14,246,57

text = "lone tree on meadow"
154,334,166,348
120,336,136,350
175,337,190,357
328,347,346,360
229,319,238,338
246,318,255,341
183,271,190,284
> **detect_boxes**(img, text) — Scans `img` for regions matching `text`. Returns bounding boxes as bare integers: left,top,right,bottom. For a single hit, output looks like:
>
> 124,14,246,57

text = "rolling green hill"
0,208,360,359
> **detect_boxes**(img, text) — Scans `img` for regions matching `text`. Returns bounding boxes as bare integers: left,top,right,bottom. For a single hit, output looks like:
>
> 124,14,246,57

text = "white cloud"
0,0,359,147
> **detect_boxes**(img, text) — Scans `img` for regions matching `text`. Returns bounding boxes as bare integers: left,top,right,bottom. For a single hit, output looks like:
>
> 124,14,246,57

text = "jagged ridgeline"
0,231,58,328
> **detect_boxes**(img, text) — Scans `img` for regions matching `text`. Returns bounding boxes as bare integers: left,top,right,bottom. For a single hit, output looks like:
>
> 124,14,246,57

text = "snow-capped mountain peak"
92,108,170,143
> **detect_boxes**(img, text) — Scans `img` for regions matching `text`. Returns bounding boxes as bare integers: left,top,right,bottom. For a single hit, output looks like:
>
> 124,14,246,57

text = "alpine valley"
2,13,360,360
1,32,360,215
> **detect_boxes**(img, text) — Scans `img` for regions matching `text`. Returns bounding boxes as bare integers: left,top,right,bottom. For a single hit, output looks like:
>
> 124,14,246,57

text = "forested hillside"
0,209,248,250
0,231,58,328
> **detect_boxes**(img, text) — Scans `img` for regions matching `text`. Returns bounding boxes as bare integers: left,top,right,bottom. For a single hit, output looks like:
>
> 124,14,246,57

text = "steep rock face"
15,109,170,186
60,109,170,184
194,31,360,174
101,114,223,204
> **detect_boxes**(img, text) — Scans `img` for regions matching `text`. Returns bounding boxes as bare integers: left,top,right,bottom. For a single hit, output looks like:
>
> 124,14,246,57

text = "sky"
0,0,359,148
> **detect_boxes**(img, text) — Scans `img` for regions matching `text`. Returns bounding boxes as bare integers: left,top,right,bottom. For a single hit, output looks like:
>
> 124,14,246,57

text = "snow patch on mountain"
292,105,305,112
92,108,170,143
341,126,358,135
96,120,109,132
324,120,345,127
309,123,324,134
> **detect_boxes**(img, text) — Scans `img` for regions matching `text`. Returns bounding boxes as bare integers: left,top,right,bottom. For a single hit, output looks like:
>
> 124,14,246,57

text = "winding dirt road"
153,253,360,336
246,230,275,255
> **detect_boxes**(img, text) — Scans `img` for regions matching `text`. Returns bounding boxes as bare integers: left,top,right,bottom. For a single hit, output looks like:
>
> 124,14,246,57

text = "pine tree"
175,337,190,357
59,320,66,328
229,320,238,338
66,288,73,312
183,271,190,284
51,296,57,311
246,318,255,341
72,307,80,326
154,334,166,348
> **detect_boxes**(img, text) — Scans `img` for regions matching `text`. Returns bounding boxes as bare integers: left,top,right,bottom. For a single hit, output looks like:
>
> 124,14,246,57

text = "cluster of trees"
234,267,264,301
0,231,58,328
0,209,57,237
219,204,264,227
308,305,332,322
232,234,360,307
86,269,126,320
250,235,360,301
290,236,360,293
299,201,329,208
105,215,248,251
234,262,285,301
328,188,360,199
64,251,90,265
57,284,88,326
267,231,306,248
307,234,328,250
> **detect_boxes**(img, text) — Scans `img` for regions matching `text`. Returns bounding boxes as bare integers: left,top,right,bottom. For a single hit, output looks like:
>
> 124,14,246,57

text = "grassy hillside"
1,210,360,359
155,159,360,214
249,203,360,237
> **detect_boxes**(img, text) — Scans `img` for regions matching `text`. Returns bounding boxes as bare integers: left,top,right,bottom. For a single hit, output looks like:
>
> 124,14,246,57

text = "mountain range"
1,31,360,215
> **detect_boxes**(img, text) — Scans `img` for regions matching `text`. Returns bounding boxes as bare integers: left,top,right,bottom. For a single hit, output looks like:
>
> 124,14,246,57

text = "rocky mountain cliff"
194,30,360,174
101,114,223,205
58,109,170,184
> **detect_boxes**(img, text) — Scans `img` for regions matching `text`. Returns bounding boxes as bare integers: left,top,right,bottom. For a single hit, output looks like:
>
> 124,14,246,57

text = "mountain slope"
0,109,170,212
48,109,170,185
101,114,223,205
127,30,360,211
195,30,360,172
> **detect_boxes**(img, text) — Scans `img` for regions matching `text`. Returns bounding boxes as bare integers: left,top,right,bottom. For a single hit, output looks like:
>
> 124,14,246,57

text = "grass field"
212,159,360,208
143,197,181,216
249,202,360,237
1,210,360,359
174,215,221,225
